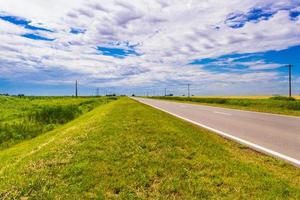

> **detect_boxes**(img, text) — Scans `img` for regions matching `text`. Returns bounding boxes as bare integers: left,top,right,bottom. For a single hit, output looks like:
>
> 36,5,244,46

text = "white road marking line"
145,98,300,119
213,111,232,116
137,99,300,167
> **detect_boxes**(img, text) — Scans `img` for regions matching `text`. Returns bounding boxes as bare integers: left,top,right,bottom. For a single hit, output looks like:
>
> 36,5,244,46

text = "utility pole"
75,80,78,98
164,88,167,96
96,88,99,96
188,84,190,98
288,64,292,97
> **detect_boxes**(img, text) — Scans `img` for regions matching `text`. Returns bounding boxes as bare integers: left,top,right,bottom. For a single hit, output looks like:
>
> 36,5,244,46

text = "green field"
149,96,300,117
0,96,116,149
0,97,299,199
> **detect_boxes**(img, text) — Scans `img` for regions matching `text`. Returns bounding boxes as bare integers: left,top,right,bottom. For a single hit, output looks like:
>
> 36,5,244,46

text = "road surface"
133,97,300,167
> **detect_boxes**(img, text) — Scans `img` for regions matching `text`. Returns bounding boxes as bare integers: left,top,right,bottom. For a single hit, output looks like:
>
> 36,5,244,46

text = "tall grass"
0,96,115,149
30,105,82,124
0,121,47,149
269,96,296,101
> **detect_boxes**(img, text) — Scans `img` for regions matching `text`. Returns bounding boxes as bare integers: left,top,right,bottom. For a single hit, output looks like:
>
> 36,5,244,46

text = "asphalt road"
133,97,300,167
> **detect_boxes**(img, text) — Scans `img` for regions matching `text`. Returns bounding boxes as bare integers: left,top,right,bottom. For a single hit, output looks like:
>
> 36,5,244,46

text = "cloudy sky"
0,0,300,96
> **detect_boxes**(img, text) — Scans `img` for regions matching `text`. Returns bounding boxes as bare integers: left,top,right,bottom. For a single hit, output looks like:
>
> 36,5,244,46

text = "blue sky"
0,0,300,96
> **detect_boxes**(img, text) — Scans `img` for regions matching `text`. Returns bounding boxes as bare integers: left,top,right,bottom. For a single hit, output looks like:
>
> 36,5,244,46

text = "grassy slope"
0,96,104,124
0,97,299,199
149,96,300,117
0,96,111,149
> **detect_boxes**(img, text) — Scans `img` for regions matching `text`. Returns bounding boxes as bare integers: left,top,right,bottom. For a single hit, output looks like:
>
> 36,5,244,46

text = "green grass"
0,96,115,149
0,97,299,199
149,96,300,117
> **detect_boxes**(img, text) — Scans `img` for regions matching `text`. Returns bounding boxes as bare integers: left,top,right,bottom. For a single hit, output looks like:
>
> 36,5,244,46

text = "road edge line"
136,99,300,167
144,98,300,119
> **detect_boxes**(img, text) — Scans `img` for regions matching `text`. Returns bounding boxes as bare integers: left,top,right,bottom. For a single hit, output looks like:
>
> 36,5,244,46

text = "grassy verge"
0,96,116,149
148,96,300,117
0,97,299,199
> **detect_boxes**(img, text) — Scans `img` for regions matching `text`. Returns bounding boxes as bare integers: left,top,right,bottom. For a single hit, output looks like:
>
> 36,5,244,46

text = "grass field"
0,96,116,149
149,96,300,117
0,97,299,199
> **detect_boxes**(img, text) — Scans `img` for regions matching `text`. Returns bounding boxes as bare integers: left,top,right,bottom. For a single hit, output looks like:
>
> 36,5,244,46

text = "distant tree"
106,93,116,97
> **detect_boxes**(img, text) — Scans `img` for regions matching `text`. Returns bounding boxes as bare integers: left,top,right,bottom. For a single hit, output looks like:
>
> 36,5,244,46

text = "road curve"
133,97,300,167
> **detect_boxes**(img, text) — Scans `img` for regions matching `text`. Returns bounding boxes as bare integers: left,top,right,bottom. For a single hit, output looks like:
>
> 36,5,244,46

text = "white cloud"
0,0,299,95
